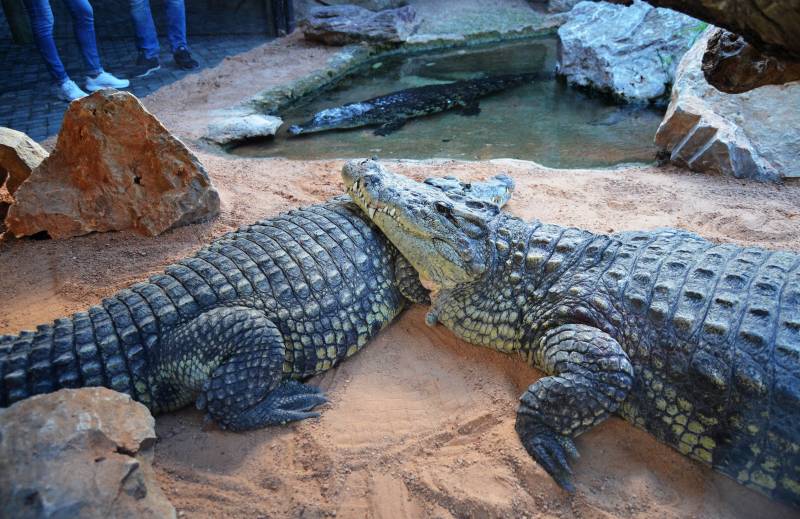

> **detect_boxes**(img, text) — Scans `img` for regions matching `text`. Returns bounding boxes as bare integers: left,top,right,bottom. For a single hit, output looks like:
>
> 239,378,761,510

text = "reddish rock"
0,388,175,519
702,28,800,93
0,127,48,196
6,90,220,239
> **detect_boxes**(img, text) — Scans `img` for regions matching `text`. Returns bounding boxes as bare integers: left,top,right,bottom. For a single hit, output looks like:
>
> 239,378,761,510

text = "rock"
317,0,408,10
702,28,800,93
301,4,420,46
641,0,800,61
6,90,220,239
655,28,800,181
205,111,283,145
0,388,175,519
556,0,704,103
0,127,48,195
546,0,582,13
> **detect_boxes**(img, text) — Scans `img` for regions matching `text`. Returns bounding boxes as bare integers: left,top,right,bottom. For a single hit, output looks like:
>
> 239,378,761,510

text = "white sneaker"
85,71,130,92
57,79,88,101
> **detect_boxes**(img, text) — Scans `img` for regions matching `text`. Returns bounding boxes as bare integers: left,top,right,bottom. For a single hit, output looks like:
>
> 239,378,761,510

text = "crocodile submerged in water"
0,175,513,431
343,159,800,507
286,73,538,137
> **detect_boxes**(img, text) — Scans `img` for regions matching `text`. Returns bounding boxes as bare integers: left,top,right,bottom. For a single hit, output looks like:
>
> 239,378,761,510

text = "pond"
232,38,665,168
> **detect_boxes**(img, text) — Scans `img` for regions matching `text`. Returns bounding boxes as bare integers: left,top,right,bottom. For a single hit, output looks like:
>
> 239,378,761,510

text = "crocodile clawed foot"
516,414,579,493
266,380,328,412
198,380,329,431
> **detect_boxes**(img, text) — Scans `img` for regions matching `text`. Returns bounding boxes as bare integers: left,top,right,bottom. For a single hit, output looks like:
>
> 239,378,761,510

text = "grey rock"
641,0,800,61
557,0,704,103
301,4,420,46
655,28,800,181
317,0,408,10
0,388,175,519
206,112,283,145
547,0,582,13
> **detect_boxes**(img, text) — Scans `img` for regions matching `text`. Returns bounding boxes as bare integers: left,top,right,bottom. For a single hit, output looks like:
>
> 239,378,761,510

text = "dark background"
1,0,291,43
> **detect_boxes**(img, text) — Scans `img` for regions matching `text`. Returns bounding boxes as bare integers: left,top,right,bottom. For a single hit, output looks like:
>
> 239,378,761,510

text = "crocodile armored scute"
0,176,515,431
343,159,800,508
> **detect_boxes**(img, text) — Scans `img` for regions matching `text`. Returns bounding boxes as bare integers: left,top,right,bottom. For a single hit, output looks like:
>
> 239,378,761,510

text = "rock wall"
655,28,800,181
641,0,800,61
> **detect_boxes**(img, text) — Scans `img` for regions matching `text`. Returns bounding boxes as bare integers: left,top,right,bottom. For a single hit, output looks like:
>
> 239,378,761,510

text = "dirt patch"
2,155,798,518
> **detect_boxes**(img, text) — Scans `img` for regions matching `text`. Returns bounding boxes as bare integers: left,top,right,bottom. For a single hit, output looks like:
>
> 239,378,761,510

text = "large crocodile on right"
343,159,800,507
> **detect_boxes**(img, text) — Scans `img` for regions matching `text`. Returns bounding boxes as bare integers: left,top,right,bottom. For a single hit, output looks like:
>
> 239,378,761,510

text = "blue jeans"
130,0,188,59
23,0,103,83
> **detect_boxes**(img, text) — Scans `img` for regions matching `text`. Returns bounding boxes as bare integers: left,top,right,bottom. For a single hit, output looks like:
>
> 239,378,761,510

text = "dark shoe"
132,52,160,78
174,47,199,70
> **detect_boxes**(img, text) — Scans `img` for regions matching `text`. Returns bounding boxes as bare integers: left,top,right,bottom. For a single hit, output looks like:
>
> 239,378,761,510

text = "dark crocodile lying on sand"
287,74,538,137
344,159,800,507
0,175,513,430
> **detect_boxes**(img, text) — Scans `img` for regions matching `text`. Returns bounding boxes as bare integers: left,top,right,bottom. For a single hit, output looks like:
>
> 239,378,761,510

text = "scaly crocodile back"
0,200,406,413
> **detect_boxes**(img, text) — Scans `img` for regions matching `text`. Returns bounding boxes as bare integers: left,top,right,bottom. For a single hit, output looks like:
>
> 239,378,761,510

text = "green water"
232,38,664,168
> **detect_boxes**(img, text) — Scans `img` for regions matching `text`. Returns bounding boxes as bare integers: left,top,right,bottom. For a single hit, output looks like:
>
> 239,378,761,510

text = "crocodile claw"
202,380,329,431
516,414,578,493
265,380,328,414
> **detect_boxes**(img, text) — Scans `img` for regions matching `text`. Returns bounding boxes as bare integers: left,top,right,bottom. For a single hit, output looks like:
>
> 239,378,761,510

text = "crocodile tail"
0,286,163,408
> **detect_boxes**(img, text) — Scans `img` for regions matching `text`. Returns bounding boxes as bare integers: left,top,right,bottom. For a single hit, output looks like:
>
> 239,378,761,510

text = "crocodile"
343,159,800,507
286,73,538,137
0,174,514,431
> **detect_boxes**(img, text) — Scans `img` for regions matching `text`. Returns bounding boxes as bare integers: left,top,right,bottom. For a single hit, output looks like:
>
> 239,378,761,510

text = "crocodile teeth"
369,207,377,218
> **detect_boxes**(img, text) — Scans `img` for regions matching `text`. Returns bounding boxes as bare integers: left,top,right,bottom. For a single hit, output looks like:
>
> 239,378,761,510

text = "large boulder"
301,4,420,46
655,28,800,181
0,388,175,519
0,127,47,196
702,28,800,93
5,90,220,239
641,0,800,61
557,0,703,103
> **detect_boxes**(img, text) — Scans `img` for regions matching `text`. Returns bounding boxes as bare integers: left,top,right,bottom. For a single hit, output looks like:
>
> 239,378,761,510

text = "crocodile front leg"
156,306,327,431
516,324,634,491
394,255,431,305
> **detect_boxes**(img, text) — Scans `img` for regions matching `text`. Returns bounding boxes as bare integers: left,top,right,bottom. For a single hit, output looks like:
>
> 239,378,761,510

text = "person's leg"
165,0,198,70
163,0,187,52
130,0,160,59
60,0,102,76
22,0,68,83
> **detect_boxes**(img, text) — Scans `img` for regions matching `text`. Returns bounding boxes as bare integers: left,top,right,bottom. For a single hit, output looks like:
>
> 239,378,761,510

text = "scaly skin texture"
287,74,540,137
0,177,514,431
344,159,800,507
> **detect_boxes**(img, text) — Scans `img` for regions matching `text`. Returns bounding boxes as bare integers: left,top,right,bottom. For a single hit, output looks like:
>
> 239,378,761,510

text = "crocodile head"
343,159,511,290
287,102,375,136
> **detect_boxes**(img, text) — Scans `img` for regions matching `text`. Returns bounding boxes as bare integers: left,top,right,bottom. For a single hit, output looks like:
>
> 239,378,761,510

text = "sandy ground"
2,156,799,519
4,8,800,518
